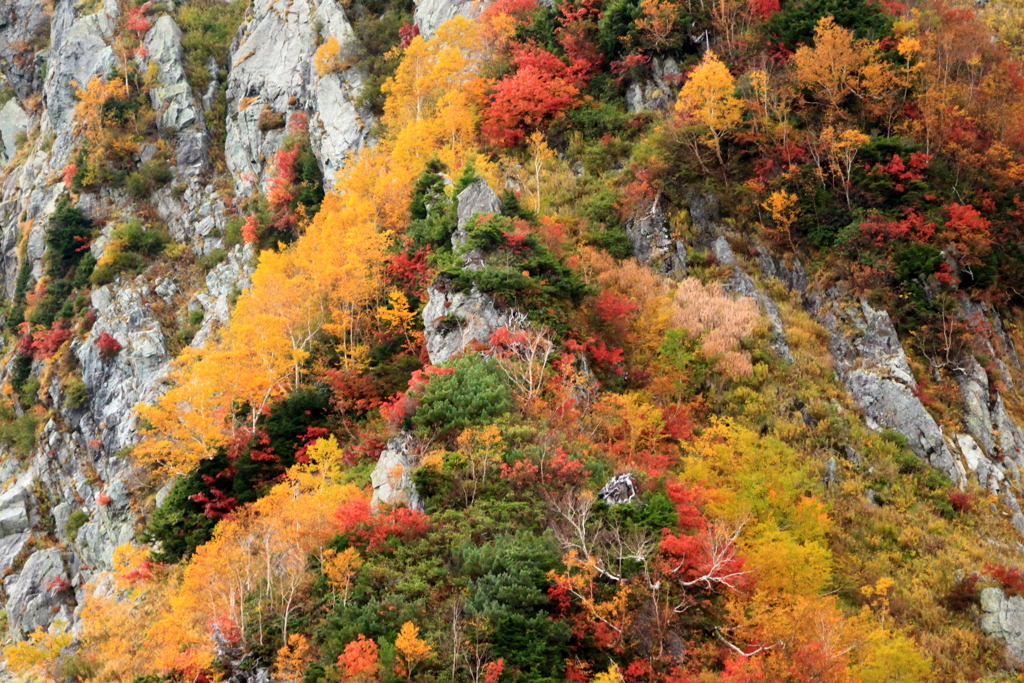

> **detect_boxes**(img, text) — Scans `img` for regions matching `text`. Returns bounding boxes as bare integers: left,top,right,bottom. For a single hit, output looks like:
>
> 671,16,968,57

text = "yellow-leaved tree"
135,193,387,475
135,18,503,476
80,442,363,674
674,49,744,174
338,16,498,230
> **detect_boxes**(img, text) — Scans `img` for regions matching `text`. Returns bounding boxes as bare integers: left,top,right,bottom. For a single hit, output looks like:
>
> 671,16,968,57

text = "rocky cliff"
0,0,370,640
0,0,1023,670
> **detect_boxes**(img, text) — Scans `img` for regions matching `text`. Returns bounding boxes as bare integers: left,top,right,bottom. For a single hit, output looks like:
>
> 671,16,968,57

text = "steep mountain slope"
1,0,1024,682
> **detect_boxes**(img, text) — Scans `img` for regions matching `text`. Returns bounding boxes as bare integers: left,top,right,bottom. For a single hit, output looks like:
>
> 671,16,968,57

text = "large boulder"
422,281,508,364
370,435,424,511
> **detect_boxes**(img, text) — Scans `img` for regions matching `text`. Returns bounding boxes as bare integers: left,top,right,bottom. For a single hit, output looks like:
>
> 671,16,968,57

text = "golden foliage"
2,621,74,682
314,36,344,76
135,195,388,475
393,621,433,683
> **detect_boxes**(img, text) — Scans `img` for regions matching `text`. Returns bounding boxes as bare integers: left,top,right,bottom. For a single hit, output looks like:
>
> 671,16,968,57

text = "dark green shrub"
411,354,512,436
766,0,893,49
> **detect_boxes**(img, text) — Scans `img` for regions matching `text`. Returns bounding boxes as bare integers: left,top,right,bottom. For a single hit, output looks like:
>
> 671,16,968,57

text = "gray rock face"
982,587,1024,665
414,0,483,39
712,236,793,363
45,0,118,132
813,298,965,484
192,244,256,347
754,245,807,293
453,179,503,253
625,58,681,112
625,196,686,277
423,179,509,363
143,15,208,173
456,180,503,232
0,0,50,99
370,435,424,511
79,283,170,452
0,98,30,165
0,480,30,536
226,0,369,195
423,281,508,365
309,0,369,181
5,548,72,638
0,532,29,573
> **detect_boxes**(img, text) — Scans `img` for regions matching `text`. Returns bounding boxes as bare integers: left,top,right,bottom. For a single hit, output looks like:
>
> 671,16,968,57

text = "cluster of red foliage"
949,491,973,513
564,337,626,375
124,2,152,40
398,22,420,48
498,446,589,488
95,330,123,361
385,246,434,299
61,164,78,187
45,574,72,594
859,209,936,247
335,497,430,551
985,564,1024,596
866,151,931,193
15,321,72,361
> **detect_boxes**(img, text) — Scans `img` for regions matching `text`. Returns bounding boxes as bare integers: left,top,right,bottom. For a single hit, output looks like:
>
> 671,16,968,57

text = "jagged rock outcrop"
192,244,256,347
45,0,118,133
226,0,369,195
5,547,72,638
0,0,50,100
0,98,29,166
415,0,483,39
309,2,369,181
811,296,966,484
143,15,208,173
423,179,508,364
423,280,508,364
625,195,687,277
370,434,424,511
982,587,1024,665
712,236,793,363
625,58,681,112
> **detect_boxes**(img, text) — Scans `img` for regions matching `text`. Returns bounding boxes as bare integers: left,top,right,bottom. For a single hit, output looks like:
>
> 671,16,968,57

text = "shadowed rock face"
0,0,50,100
